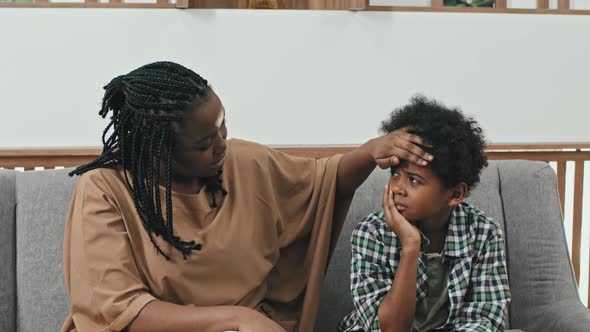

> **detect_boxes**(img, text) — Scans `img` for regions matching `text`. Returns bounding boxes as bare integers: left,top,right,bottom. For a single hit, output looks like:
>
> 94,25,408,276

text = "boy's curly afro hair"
381,95,488,192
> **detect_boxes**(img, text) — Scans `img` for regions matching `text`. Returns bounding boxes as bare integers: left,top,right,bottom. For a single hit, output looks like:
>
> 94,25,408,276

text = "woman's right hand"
382,183,421,248
237,307,286,332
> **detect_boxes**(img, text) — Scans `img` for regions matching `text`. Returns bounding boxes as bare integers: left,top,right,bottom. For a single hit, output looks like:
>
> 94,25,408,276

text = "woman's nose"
213,131,227,155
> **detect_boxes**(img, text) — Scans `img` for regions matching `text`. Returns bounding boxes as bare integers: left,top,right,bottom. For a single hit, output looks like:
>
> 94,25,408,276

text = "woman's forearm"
126,301,244,332
377,245,420,332
336,140,376,198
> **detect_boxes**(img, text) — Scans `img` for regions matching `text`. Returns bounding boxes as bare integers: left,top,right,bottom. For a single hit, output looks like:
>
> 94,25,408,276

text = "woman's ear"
448,182,467,207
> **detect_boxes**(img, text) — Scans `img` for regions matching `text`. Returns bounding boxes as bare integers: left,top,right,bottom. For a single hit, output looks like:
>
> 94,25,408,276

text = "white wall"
1,9,589,147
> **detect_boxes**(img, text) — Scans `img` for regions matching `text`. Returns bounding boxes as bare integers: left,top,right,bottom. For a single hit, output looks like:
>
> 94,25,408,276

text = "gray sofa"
1,160,589,332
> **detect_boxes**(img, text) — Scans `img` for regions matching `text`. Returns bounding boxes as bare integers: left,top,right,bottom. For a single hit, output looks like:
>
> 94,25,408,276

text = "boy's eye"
409,177,420,185
390,168,399,176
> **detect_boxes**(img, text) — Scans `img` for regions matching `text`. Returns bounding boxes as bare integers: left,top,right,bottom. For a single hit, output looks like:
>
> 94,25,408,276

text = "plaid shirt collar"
339,201,511,332
416,203,473,258
415,203,474,302
444,203,473,258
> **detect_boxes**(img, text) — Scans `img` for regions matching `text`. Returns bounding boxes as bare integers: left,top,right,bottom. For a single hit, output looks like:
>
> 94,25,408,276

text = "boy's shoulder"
456,202,505,254
458,202,502,234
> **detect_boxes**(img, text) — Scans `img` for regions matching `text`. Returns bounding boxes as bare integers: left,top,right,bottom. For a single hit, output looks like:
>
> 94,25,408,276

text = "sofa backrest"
496,161,582,331
0,170,16,332
0,160,579,332
15,169,77,332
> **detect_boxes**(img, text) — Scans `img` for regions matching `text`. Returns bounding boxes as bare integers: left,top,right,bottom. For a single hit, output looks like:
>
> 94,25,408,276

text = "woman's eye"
196,144,210,151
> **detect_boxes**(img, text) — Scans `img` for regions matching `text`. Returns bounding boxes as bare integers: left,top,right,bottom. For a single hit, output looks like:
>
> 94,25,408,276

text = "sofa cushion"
15,168,77,332
0,170,16,332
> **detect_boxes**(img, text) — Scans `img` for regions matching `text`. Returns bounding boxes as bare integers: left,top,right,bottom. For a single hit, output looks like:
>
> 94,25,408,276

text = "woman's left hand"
367,128,433,169
336,128,433,198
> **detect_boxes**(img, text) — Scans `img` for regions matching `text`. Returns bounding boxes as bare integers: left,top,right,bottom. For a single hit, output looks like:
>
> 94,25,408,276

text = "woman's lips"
211,155,225,169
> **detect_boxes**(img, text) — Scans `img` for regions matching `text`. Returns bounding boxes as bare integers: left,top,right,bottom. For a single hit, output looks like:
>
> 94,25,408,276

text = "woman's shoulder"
75,166,128,195
228,138,272,156
227,138,285,165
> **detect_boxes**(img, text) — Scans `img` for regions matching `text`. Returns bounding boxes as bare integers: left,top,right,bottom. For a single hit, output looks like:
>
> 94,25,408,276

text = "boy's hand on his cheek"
370,128,433,170
382,184,421,248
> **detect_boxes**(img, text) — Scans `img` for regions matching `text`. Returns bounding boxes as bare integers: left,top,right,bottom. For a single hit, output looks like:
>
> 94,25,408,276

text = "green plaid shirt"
338,202,511,332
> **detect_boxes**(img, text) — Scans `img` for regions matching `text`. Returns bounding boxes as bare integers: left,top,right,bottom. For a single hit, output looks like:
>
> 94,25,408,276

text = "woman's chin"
199,168,221,178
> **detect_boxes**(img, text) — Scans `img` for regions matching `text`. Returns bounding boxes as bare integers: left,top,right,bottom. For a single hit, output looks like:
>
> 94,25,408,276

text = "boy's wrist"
401,241,421,255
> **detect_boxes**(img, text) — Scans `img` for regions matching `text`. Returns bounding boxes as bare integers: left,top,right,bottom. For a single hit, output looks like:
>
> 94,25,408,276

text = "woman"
60,61,431,332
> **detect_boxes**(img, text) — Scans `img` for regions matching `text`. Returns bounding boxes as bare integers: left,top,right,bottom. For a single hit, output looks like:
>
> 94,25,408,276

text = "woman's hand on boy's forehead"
371,128,433,170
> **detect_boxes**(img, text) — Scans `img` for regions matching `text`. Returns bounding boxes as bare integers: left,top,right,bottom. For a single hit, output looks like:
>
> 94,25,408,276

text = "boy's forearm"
377,244,420,332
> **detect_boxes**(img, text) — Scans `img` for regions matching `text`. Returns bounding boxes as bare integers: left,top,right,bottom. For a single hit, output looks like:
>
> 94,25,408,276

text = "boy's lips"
395,202,408,211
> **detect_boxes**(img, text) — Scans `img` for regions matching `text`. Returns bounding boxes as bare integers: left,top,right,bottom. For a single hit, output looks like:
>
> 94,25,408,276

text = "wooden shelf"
183,0,587,14
367,6,589,15
184,0,367,10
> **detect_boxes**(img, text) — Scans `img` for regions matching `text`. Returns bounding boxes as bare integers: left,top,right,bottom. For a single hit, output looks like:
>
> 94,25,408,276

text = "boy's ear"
448,183,467,207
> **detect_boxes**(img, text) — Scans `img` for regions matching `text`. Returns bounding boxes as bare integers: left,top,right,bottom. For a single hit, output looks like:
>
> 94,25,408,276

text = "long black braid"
70,61,226,260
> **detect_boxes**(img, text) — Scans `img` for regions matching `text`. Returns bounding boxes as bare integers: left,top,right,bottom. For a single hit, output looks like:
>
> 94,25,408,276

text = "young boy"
338,96,511,332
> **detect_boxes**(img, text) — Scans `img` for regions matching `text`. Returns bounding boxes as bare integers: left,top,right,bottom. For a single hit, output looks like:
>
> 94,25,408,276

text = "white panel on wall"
0,9,589,148
572,0,590,10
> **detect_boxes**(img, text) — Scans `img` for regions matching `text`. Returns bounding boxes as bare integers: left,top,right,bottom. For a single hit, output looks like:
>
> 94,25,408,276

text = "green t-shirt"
412,252,450,332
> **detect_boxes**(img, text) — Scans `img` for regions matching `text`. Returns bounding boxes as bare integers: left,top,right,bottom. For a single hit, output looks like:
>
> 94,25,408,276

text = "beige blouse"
60,139,351,332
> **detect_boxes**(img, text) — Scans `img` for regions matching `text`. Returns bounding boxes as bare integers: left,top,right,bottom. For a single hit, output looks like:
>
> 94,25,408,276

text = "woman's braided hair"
70,61,226,260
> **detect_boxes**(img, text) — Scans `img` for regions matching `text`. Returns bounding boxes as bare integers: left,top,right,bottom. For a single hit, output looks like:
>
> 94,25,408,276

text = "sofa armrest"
546,300,590,332
520,299,590,332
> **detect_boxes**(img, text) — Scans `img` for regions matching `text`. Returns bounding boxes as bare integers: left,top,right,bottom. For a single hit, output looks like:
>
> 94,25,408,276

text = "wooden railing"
0,0,176,8
1,143,589,307
2,0,590,14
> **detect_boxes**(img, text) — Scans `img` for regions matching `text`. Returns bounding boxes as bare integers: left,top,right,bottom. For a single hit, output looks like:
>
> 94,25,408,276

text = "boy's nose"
391,182,406,197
